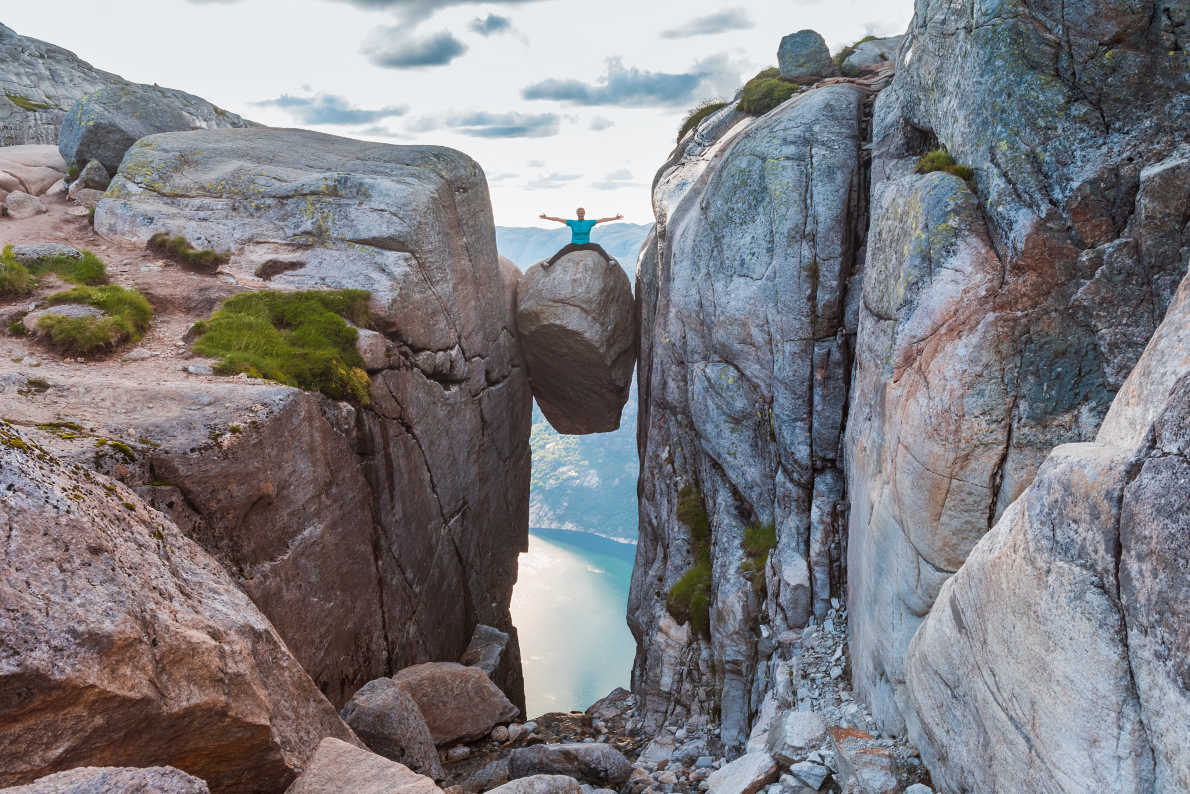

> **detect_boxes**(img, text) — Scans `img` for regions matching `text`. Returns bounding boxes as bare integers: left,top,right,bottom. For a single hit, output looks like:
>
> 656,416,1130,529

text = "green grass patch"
678,101,729,143
667,484,713,637
740,522,777,593
0,245,109,296
148,233,230,274
0,256,34,298
738,68,799,116
916,147,975,184
37,421,86,439
5,93,54,112
37,285,152,356
191,290,372,403
833,34,878,69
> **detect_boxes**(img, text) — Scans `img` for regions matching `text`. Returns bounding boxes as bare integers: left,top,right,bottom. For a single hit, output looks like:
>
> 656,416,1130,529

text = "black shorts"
545,242,617,267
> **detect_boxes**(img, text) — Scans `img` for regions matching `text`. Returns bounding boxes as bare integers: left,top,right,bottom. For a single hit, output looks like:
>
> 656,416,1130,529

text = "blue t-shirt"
566,219,598,244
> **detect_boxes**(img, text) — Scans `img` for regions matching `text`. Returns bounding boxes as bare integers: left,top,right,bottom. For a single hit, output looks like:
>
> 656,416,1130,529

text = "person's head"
576,207,586,219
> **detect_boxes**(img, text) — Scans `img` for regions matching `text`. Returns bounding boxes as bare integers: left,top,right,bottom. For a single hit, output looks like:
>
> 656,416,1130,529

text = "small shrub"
5,93,54,112
916,147,975,184
667,560,712,636
0,255,34,298
191,290,372,403
148,233,231,274
8,319,28,336
667,484,714,637
740,521,778,592
738,68,799,116
678,101,729,143
37,285,152,356
67,164,82,182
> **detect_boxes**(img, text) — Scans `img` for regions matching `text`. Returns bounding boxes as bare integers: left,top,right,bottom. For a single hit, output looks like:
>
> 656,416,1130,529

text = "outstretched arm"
539,213,567,224
594,213,625,224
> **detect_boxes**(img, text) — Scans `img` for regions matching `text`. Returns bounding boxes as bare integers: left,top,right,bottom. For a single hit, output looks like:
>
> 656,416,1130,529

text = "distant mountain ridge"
496,222,653,274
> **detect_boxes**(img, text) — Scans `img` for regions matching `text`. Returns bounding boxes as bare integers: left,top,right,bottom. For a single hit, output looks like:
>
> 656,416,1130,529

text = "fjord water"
511,528,637,717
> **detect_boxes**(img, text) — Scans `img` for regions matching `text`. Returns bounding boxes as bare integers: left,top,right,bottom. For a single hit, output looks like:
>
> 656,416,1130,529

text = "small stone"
523,721,539,733
656,770,677,785
674,728,687,742
446,745,471,762
122,349,153,361
705,752,778,794
904,785,933,794
5,191,47,218
829,666,842,680
695,757,714,769
70,159,111,194
74,188,104,209
140,264,163,272
185,364,214,375
492,725,510,743
830,598,840,610
789,761,830,790
508,723,525,742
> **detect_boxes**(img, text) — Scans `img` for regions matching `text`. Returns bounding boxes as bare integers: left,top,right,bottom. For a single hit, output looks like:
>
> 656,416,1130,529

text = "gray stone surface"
777,30,835,83
705,752,778,794
485,776,581,794
515,249,636,434
846,0,1190,734
4,190,45,218
22,304,105,336
0,767,209,794
905,263,1190,794
59,83,253,172
285,739,442,794
70,159,109,193
507,744,631,787
89,127,531,714
0,424,358,792
0,23,128,146
787,761,828,790
840,35,904,76
339,678,444,780
9,243,80,263
765,712,826,765
632,81,869,748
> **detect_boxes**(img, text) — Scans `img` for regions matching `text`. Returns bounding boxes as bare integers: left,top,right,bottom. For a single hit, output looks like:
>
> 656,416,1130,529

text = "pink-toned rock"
0,423,358,792
0,766,209,793
0,144,67,196
285,738,442,794
393,662,519,745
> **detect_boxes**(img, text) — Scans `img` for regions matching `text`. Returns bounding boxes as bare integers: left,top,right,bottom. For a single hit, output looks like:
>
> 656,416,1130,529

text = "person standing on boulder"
538,207,623,267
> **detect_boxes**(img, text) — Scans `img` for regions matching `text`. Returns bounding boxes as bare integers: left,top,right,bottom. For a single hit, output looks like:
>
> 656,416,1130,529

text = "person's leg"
580,243,618,265
545,243,582,267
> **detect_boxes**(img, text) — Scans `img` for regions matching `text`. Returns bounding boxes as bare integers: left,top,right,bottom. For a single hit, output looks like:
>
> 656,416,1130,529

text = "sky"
6,0,913,226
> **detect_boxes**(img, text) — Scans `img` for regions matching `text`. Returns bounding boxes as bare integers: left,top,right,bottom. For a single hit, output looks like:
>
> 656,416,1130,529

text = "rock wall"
631,79,875,748
846,0,1190,733
5,128,531,711
0,422,357,792
904,256,1190,793
0,23,127,146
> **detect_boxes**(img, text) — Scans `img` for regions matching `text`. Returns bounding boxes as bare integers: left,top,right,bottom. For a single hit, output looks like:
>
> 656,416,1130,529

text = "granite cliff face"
631,0,1190,784
846,0,1190,732
631,77,878,749
4,128,531,714
0,23,126,146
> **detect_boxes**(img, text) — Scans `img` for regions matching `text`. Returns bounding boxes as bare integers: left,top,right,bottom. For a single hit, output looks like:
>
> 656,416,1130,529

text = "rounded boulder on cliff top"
507,743,632,787
515,249,636,435
777,30,836,83
392,662,518,745
0,766,210,794
58,83,254,172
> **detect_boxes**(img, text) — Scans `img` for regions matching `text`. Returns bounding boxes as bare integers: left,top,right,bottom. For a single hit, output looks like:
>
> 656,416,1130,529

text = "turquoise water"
511,528,637,717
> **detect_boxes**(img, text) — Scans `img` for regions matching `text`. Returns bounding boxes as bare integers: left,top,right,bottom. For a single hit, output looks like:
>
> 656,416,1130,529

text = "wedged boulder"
0,767,209,793
840,35,904,76
485,776,581,794
0,422,358,792
0,145,68,199
285,739,442,794
904,267,1190,793
339,678,444,780
59,84,253,172
393,662,518,745
515,248,636,434
506,744,631,787
777,30,835,83
460,623,511,680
